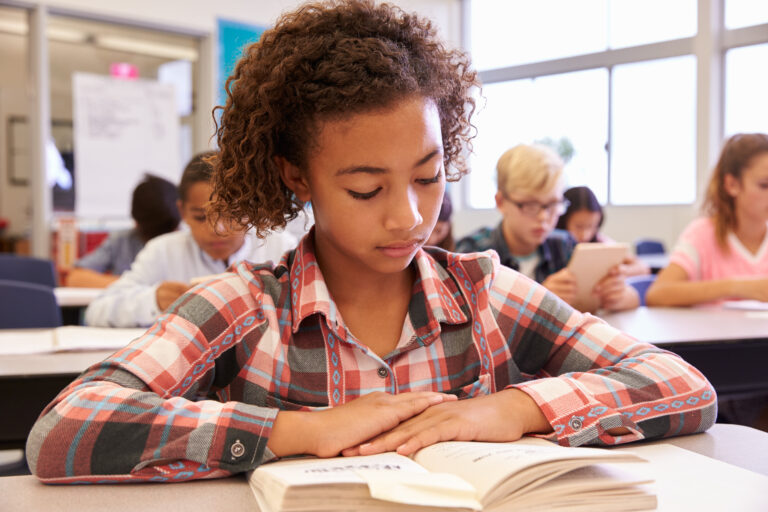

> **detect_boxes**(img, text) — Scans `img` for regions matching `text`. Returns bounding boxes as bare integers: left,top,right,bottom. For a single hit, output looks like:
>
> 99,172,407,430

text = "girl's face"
727,152,768,224
566,210,602,243
283,96,445,278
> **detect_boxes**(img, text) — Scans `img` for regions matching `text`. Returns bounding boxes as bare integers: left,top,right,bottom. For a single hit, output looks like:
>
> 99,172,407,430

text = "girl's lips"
377,240,421,258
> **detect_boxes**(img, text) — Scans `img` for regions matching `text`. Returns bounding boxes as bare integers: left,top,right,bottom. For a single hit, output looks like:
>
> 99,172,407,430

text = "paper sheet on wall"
73,72,181,218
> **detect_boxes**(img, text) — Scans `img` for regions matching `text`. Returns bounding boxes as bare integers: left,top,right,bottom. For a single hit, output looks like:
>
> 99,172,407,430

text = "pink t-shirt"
669,217,768,281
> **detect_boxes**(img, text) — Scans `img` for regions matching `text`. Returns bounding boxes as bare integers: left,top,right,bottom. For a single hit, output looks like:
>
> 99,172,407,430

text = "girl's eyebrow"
334,147,443,177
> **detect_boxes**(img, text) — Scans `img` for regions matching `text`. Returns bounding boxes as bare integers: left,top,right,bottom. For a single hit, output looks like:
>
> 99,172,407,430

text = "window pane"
469,0,608,71
610,56,696,205
726,0,768,29
725,43,768,136
468,69,608,209
608,0,697,49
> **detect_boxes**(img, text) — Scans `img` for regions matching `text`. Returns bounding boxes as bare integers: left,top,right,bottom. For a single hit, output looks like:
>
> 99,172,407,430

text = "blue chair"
635,239,666,256
626,274,656,306
0,279,62,328
0,254,57,288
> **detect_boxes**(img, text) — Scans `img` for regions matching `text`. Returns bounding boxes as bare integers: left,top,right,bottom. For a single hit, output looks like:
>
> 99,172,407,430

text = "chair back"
626,274,657,307
635,239,666,256
0,254,57,287
0,279,62,328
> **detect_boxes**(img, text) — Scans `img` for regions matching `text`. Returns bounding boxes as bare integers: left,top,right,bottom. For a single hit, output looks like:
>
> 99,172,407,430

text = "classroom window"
725,0,768,29
724,43,768,137
468,69,608,208
610,56,696,205
469,0,608,71
608,0,697,49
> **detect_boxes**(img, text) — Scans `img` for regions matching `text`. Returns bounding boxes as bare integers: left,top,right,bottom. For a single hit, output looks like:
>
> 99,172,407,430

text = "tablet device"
567,243,630,304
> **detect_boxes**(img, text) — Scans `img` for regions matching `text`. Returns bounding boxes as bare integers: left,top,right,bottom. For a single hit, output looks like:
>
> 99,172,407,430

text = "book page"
413,439,645,501
251,453,426,487
357,469,480,510
722,299,768,311
0,329,56,354
53,326,146,351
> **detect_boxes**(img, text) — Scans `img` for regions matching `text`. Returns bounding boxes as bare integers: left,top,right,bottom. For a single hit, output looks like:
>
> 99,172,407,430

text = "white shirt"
85,229,297,327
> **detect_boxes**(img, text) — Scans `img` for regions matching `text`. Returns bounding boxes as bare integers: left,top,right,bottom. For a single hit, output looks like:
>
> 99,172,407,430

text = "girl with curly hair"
28,0,714,484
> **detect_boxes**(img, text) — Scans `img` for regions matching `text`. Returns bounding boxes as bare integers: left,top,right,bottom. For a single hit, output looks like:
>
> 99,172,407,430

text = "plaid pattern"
27,234,716,483
455,223,576,283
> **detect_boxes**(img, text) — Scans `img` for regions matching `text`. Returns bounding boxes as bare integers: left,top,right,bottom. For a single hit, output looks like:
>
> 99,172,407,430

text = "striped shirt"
455,223,576,283
27,233,716,483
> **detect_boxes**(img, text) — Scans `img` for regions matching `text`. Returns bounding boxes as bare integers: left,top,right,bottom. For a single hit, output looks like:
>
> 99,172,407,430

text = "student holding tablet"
456,144,639,312
646,133,768,307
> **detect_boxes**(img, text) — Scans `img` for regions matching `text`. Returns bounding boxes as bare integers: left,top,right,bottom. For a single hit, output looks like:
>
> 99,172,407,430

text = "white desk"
1,424,766,511
53,287,102,307
0,327,139,450
600,306,768,395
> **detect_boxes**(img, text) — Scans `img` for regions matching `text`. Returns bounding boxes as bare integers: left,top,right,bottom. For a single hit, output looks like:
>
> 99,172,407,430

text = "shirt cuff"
511,378,644,446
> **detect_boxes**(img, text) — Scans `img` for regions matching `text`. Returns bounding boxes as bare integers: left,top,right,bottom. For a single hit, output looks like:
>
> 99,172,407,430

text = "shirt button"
569,417,583,431
377,367,389,378
231,439,245,459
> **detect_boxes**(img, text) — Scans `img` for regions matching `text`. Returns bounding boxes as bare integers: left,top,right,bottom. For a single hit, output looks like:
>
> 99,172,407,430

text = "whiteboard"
73,73,180,218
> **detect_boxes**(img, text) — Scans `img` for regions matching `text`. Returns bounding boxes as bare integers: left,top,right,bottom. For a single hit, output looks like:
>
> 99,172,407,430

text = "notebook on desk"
0,326,145,355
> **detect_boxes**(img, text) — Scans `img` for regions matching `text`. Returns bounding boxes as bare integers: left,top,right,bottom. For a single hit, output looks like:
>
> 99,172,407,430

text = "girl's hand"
542,268,578,305
268,391,457,458
342,389,551,457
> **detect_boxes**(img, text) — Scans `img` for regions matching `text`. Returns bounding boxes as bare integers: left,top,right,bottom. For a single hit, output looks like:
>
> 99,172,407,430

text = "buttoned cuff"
212,403,279,473
511,378,644,446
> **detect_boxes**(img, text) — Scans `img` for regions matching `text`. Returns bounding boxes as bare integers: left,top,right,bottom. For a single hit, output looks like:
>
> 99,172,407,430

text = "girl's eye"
347,187,381,200
193,215,207,222
416,170,442,185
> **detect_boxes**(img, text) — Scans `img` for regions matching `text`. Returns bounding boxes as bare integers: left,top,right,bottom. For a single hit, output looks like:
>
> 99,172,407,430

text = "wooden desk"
600,306,768,395
1,424,766,511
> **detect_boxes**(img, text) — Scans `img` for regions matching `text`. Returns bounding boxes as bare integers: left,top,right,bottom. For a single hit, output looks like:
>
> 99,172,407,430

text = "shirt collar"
198,231,252,269
286,230,469,335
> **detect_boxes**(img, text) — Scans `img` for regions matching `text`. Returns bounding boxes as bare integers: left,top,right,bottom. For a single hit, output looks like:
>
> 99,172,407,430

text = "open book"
0,326,145,355
247,438,655,512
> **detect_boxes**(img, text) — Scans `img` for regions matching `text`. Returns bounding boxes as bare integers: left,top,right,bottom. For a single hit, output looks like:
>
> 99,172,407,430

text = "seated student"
84,151,297,328
27,0,714,483
557,185,650,277
425,192,455,251
646,132,768,307
65,174,180,288
456,145,639,313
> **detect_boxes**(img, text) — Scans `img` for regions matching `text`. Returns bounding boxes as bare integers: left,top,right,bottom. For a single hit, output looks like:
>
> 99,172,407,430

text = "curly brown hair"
703,133,768,250
209,0,477,236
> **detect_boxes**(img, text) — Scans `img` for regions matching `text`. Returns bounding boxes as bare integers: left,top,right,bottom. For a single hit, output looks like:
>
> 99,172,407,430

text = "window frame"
460,0,768,210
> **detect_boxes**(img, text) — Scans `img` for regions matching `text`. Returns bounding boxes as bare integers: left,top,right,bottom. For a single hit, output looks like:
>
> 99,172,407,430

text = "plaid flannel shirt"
455,223,576,283
27,234,716,483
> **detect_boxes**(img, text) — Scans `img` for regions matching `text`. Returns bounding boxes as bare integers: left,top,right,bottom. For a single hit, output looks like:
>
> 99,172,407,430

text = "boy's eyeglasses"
501,193,570,218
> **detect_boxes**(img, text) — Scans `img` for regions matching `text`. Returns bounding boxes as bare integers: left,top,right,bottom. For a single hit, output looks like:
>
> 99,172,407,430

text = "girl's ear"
723,173,741,198
275,156,311,202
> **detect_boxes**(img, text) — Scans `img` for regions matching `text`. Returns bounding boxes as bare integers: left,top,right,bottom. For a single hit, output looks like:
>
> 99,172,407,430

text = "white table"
1,424,766,511
600,306,768,396
53,287,102,307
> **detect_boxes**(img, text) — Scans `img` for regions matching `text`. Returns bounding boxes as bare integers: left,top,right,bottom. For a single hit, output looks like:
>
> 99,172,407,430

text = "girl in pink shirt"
646,133,768,306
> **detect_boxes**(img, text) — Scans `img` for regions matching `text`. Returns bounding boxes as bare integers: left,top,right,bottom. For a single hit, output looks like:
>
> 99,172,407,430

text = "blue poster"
217,18,266,107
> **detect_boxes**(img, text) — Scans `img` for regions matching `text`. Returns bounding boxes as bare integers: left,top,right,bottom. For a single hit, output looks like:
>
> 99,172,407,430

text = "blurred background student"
557,185,650,277
646,133,768,307
456,144,639,313
646,132,768,431
85,151,297,327
426,192,455,251
64,174,180,288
